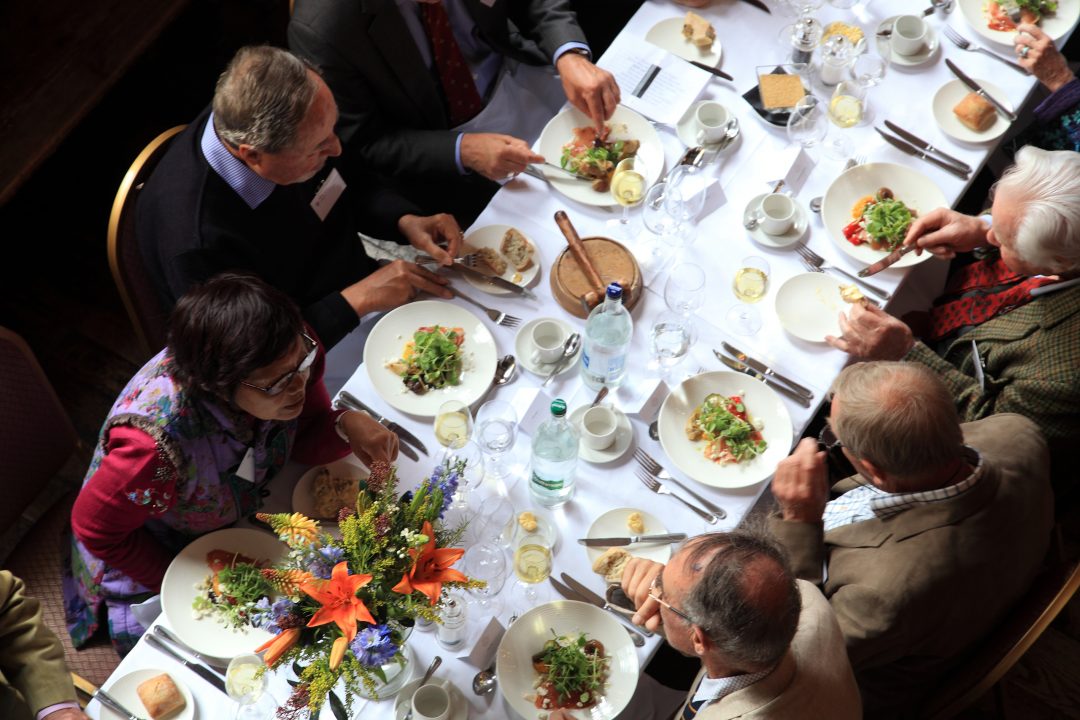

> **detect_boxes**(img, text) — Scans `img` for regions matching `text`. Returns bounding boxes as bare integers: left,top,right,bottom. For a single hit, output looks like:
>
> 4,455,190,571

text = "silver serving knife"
719,342,815,400
94,688,145,720
714,352,811,408
550,578,646,647
858,243,919,277
883,120,972,174
875,128,971,180
447,261,538,300
337,391,428,458
579,533,687,547
945,59,1018,122
561,573,655,638
144,633,228,693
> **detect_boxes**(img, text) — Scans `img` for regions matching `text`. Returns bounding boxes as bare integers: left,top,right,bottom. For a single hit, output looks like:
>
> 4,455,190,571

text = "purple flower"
308,546,346,579
350,624,398,667
251,596,276,632
271,597,296,624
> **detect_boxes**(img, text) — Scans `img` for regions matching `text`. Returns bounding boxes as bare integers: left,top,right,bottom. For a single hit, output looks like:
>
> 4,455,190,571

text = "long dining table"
87,1,1073,718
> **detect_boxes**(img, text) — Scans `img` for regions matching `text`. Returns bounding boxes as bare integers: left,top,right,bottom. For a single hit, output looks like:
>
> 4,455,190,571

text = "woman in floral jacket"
65,273,397,654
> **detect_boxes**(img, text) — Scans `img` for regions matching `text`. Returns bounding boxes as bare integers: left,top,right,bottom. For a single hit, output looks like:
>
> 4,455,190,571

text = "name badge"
235,447,256,483
310,168,346,221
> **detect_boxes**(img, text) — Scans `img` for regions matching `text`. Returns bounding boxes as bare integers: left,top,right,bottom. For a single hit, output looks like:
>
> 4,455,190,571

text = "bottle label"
531,471,564,492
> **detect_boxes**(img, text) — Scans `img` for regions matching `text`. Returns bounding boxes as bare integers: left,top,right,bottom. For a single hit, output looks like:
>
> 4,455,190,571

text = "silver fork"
415,253,479,268
794,244,892,301
941,25,1027,74
447,287,521,328
635,469,717,523
633,449,727,519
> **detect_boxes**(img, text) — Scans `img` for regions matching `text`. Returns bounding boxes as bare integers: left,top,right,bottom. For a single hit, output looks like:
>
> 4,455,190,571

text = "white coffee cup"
531,320,567,364
695,102,730,144
891,15,927,56
759,193,796,235
581,405,618,451
411,684,451,720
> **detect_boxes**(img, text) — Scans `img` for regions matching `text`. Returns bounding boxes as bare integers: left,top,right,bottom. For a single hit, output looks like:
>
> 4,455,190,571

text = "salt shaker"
436,593,467,650
819,35,853,86
789,17,822,66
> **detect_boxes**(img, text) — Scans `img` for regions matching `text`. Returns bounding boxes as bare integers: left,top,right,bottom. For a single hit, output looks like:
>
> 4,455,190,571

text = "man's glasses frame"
649,572,695,625
239,333,318,396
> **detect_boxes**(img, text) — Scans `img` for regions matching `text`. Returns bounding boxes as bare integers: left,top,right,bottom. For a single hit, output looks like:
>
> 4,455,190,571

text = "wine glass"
443,439,484,510
434,399,472,454
464,542,508,615
475,400,517,482
476,495,515,547
227,653,268,720
510,514,555,609
851,53,887,122
664,164,708,245
727,256,770,336
786,95,829,150
664,263,707,316
649,311,693,376
607,155,648,241
639,181,677,272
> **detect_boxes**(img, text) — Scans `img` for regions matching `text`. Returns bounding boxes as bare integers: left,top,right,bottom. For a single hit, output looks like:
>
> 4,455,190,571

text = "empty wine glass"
787,95,829,150
638,181,677,272
475,400,518,481
851,53,887,88
464,542,508,615
443,440,484,510
664,164,708,244
664,263,707,316
727,256,770,336
476,495,515,547
227,653,268,720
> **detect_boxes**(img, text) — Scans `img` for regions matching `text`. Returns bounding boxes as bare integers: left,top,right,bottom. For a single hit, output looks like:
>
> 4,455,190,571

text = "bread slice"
592,547,632,584
137,673,186,720
953,92,995,132
682,12,716,49
475,246,508,275
500,228,534,272
759,74,805,111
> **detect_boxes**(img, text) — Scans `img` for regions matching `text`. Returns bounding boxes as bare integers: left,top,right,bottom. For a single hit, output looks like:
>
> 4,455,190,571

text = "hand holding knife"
336,391,428,459
858,243,919,277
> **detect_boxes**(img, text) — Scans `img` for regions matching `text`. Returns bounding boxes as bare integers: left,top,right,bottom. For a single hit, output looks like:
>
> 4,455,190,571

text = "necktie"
926,257,1055,341
681,697,707,719
419,2,484,126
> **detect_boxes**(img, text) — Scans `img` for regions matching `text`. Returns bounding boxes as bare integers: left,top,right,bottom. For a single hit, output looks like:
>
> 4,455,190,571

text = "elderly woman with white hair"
827,146,1080,447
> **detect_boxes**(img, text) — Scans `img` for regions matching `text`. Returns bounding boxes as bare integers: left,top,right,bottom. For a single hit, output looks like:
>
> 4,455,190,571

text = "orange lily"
392,521,467,605
300,561,374,643
329,636,349,671
256,627,301,666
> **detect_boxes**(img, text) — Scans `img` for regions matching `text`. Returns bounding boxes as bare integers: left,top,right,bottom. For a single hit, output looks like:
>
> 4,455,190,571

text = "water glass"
443,440,484,510
650,312,693,373
639,182,678,272
475,400,518,481
851,53,887,88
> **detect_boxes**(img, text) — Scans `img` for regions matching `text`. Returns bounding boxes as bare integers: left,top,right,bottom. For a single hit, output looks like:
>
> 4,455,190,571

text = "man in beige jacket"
770,361,1054,718
559,528,861,720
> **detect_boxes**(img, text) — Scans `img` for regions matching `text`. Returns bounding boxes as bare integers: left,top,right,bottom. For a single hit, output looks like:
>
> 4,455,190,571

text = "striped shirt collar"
823,446,983,533
200,113,276,209
693,665,774,709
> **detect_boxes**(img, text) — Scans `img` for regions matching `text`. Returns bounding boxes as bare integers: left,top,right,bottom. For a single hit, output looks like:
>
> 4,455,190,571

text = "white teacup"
411,684,451,720
695,102,730,144
581,405,618,451
531,320,567,364
759,193,796,235
891,15,927,56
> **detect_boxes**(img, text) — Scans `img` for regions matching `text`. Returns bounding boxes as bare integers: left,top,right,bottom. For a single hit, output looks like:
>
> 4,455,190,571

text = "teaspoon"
542,333,582,387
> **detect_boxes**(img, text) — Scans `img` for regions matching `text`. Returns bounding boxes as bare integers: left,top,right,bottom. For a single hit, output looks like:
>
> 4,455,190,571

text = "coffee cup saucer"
394,677,469,720
514,317,580,377
569,404,633,464
677,101,737,151
743,193,808,249
877,16,939,67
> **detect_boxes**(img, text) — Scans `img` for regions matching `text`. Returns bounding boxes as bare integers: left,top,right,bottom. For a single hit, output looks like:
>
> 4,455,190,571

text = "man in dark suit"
288,0,621,222
138,46,460,350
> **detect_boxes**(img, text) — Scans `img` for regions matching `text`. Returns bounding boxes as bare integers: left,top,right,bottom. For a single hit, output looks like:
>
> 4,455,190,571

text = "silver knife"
448,261,538,300
95,688,145,720
154,626,228,676
537,162,592,181
550,578,646,647
338,391,428,457
719,342,815,400
144,633,228,693
579,533,687,547
858,243,919,277
560,573,654,637
875,128,972,180
714,352,811,408
738,0,771,13
883,120,972,174
945,59,1018,123
336,392,419,462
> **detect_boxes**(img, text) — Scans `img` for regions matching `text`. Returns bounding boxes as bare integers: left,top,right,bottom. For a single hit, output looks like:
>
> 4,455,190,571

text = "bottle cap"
551,399,567,417
606,283,623,301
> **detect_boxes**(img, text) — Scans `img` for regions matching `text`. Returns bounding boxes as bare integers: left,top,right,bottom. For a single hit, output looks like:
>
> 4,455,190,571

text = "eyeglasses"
648,572,695,625
239,333,318,396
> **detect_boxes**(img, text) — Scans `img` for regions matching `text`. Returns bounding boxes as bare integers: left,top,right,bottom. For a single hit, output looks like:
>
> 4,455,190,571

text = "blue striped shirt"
200,114,276,209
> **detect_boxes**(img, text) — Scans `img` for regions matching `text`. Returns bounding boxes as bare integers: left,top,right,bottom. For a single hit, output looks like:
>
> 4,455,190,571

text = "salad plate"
658,371,793,489
876,16,939,67
363,300,497,417
743,193,808,249
932,78,1013,143
160,528,284,662
820,162,945,270
535,105,664,207
775,272,847,343
959,0,1079,45
497,600,638,719
584,508,672,565
460,224,540,296
103,670,197,720
644,17,723,67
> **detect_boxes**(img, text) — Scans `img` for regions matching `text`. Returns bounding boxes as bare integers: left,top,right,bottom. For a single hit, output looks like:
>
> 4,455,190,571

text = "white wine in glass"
610,157,646,207
733,266,769,303
828,81,864,128
513,539,553,583
434,400,472,450
226,653,267,720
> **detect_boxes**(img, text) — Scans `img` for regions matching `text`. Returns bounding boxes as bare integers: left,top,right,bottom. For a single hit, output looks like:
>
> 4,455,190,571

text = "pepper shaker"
789,17,822,66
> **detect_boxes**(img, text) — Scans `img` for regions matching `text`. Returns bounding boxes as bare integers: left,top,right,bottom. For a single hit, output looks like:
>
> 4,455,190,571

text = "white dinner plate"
497,600,639,719
393,677,469,720
932,78,1014,143
877,16,939,66
658,371,793,489
960,0,1080,45
514,317,581,378
743,193,808,249
569,404,633,464
292,455,369,522
644,16,722,67
584,508,672,566
363,300,498,417
460,224,541,296
820,162,945,270
536,105,664,207
103,670,197,720
775,272,847,343
160,528,284,662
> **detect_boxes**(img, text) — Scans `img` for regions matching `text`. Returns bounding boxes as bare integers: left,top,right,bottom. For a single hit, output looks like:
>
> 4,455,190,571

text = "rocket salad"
843,188,917,252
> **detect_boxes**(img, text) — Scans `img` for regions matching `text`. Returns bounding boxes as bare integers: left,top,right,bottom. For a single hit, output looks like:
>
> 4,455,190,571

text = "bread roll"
500,228,534,272
475,246,508,275
592,547,632,584
953,92,995,132
682,12,716,49
136,673,186,720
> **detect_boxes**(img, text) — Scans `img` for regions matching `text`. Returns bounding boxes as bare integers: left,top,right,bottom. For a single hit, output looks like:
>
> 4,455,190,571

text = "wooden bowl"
549,236,643,319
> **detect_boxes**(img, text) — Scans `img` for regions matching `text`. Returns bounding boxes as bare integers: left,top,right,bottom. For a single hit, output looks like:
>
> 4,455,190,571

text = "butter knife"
579,533,687,547
875,128,971,180
154,626,227,675
945,59,1018,123
883,120,972,174
144,633,228,693
738,0,771,13
858,243,919,277
549,578,646,646
337,391,426,459
95,688,145,720
448,261,538,300
688,60,734,81
719,342,814,400
714,352,811,408
561,573,654,637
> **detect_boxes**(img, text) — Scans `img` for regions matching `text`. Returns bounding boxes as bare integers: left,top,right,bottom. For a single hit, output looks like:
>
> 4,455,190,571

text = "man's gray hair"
996,145,1080,274
212,46,318,153
831,361,962,478
680,526,801,671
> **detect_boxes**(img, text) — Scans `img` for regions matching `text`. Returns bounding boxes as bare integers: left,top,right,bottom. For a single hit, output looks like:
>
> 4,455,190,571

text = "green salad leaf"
399,326,464,394
693,394,767,463
863,196,913,251
537,632,608,706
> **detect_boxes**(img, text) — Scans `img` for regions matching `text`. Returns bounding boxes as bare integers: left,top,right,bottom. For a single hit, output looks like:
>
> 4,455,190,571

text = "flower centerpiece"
198,457,479,718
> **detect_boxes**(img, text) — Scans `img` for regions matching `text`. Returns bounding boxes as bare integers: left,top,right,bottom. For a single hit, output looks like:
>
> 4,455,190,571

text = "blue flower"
270,597,296,624
350,624,398,667
251,596,276,632
308,546,346,580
